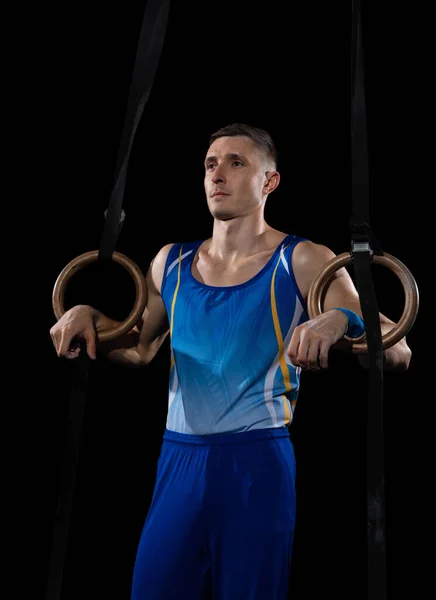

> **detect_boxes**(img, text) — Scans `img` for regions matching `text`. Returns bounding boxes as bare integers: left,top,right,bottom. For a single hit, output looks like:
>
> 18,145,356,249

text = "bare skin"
50,135,412,372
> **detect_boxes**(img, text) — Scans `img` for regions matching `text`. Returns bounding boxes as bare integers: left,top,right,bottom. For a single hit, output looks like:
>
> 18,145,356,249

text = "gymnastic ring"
307,251,419,353
52,250,147,342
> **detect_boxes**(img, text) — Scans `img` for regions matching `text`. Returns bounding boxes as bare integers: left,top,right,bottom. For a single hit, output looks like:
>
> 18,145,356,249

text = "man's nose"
212,165,225,183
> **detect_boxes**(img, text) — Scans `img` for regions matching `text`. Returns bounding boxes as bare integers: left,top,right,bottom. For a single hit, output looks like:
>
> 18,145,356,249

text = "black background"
20,1,431,599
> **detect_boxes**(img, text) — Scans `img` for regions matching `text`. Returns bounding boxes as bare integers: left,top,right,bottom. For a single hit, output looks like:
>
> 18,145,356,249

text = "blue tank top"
160,234,309,435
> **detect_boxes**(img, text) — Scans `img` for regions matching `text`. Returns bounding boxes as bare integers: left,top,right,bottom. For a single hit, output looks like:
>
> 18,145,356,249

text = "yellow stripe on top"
270,244,292,424
169,245,183,372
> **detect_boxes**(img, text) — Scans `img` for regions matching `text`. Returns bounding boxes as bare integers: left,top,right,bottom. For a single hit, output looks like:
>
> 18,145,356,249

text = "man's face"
204,136,271,220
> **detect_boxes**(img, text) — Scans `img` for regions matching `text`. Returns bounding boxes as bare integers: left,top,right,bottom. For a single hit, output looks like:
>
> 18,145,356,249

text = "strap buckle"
352,240,373,255
349,217,383,258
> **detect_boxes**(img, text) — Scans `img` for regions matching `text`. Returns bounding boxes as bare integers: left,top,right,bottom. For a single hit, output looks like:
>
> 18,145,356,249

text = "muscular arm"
292,241,412,371
95,244,173,367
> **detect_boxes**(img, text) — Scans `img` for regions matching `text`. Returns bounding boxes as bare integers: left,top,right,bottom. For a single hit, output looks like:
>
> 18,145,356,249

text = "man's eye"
206,163,215,170
232,161,243,167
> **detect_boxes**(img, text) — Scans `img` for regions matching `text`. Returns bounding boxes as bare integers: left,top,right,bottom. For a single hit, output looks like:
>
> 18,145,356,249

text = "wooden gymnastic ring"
52,250,147,342
307,252,419,353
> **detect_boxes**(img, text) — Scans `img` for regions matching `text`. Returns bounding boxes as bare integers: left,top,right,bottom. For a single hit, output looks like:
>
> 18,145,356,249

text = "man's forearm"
91,308,145,367
357,322,412,371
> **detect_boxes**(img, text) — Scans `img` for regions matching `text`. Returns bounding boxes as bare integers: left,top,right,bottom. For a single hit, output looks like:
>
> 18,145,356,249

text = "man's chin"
210,210,236,221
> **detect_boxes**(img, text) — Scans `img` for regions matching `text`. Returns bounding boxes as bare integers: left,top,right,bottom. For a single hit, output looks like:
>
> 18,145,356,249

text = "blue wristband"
332,308,365,338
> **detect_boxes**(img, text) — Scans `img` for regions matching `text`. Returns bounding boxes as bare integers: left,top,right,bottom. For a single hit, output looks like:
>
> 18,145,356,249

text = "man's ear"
264,171,280,194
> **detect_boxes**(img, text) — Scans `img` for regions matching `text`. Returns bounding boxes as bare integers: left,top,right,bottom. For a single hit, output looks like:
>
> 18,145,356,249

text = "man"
50,123,411,599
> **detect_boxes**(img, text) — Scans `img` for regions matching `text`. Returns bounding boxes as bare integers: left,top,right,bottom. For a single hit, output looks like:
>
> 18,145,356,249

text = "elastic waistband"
162,426,291,447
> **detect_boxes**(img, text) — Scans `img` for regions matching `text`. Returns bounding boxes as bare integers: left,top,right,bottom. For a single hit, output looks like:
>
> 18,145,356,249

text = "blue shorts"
131,426,296,600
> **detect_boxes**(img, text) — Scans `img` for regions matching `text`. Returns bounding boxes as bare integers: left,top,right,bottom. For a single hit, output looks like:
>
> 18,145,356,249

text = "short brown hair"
209,123,278,168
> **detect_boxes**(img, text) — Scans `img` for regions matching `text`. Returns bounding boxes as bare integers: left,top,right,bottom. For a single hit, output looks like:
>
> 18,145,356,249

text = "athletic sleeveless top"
160,234,309,435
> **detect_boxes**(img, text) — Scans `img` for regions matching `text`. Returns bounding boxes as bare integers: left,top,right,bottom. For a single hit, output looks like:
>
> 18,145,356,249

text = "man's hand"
50,304,97,360
287,309,348,371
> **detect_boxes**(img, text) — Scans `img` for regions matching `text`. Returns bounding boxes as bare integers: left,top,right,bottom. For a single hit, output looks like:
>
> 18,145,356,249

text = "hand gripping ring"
52,250,147,342
307,251,419,353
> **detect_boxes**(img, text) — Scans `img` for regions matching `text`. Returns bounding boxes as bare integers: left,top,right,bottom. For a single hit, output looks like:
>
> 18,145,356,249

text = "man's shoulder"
152,239,203,269
292,239,333,263
291,240,337,290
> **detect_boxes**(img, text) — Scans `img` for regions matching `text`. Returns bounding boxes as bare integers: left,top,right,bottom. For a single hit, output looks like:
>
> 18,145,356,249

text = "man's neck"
208,216,273,262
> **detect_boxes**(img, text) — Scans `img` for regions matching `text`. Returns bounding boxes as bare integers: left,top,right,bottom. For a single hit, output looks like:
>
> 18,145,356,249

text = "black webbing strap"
99,0,171,261
45,2,171,598
350,2,387,599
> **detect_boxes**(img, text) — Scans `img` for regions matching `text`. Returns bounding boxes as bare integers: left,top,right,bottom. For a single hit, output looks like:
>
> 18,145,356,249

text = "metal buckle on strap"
351,240,373,255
